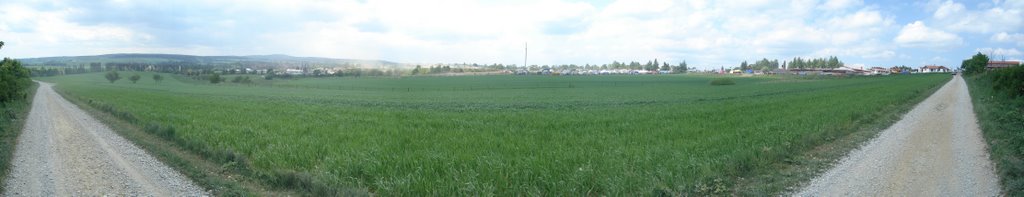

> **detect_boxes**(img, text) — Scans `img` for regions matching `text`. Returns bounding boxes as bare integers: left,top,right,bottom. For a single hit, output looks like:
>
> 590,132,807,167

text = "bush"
968,71,1024,195
129,74,141,84
105,71,121,83
991,65,1024,97
269,170,340,196
210,73,222,84
0,58,31,102
144,122,177,141
709,78,736,86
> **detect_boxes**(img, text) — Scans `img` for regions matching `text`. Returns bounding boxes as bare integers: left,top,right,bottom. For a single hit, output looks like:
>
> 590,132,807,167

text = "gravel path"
797,75,1001,196
2,82,207,196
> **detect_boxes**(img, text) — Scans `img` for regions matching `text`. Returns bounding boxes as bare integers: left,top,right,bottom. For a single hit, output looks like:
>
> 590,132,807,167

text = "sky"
0,0,1021,70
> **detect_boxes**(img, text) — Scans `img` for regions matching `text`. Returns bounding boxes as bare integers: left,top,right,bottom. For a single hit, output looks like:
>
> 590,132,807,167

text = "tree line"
603,59,689,73
786,56,844,69
729,56,845,72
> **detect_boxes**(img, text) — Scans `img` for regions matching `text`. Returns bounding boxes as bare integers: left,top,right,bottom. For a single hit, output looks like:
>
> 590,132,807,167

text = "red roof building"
987,61,1021,70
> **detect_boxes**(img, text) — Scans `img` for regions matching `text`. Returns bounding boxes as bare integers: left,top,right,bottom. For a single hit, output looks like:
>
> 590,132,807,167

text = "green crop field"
39,72,949,195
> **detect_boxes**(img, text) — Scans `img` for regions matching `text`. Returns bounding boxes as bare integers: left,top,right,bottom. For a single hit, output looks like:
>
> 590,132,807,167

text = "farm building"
889,67,901,73
869,67,889,75
987,60,1021,70
285,68,304,75
920,65,950,73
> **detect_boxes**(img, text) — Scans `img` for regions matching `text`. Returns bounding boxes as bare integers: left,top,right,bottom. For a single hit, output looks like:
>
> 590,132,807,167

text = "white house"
920,65,950,73
285,68,304,75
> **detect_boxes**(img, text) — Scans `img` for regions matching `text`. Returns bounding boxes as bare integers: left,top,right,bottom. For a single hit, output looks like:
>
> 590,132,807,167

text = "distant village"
23,54,1023,79
508,61,1020,77
511,65,955,76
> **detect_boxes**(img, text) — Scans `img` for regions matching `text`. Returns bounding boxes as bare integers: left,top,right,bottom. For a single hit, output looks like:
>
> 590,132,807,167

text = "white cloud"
991,32,1024,46
976,47,1023,58
267,0,904,67
829,9,889,29
0,4,150,57
813,44,898,60
894,21,963,48
932,0,965,19
930,0,1024,34
821,0,864,10
0,0,1006,69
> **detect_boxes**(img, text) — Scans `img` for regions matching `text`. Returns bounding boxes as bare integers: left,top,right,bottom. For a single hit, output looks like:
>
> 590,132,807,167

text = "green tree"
105,71,121,83
628,61,641,70
129,73,141,84
644,60,655,71
679,61,688,73
0,58,31,102
828,56,840,68
153,74,163,83
961,52,989,75
0,41,31,103
412,65,422,75
653,59,659,70
209,73,222,84
660,62,670,71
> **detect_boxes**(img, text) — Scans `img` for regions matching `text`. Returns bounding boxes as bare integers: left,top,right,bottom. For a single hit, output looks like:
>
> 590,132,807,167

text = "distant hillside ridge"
19,53,405,69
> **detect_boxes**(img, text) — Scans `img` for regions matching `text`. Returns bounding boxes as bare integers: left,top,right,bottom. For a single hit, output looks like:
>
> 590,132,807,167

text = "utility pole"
524,42,528,69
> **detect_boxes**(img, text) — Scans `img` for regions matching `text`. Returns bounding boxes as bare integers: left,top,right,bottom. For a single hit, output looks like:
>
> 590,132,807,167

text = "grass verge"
53,87,299,196
966,73,1024,195
732,75,950,195
0,82,37,194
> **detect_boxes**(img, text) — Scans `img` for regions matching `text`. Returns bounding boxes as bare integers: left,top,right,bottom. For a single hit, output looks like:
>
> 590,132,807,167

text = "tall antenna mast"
524,42,528,68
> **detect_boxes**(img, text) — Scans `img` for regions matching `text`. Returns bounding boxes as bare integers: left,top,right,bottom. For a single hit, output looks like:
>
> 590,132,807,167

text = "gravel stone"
796,76,1001,196
3,82,207,196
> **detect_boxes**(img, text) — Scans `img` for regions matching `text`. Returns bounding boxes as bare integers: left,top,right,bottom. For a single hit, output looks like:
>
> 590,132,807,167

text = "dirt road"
2,82,206,196
797,75,1000,196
